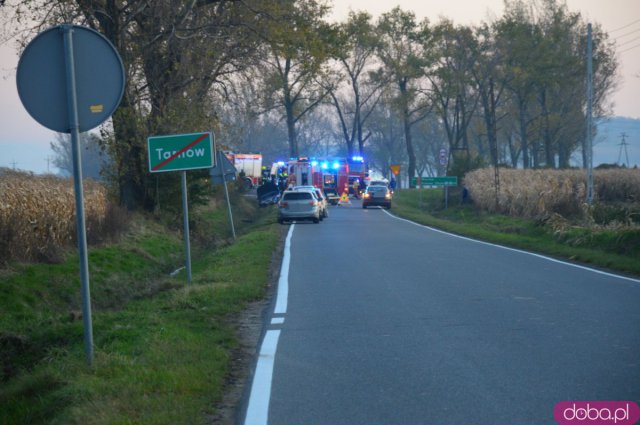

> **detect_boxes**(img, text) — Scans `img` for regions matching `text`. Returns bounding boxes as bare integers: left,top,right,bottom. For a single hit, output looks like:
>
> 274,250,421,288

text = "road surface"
242,200,640,425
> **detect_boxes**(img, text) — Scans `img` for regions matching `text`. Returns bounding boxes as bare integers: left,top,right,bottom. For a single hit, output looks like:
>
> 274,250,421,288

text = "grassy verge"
392,189,640,277
1,195,281,424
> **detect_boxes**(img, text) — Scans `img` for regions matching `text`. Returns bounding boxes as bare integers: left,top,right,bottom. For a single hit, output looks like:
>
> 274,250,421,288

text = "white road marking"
384,209,640,284
243,224,294,425
274,224,294,314
244,330,281,425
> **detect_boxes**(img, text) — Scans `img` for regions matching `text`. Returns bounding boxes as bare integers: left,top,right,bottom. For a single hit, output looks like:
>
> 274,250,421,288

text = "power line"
619,43,640,54
610,18,640,33
613,27,640,41
618,35,640,47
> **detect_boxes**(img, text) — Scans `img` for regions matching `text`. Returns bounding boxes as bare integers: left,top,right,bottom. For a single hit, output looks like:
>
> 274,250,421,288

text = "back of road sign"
16,25,125,133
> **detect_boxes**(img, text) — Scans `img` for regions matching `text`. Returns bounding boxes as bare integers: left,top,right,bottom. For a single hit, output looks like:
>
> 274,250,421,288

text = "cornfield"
0,169,108,263
464,168,640,219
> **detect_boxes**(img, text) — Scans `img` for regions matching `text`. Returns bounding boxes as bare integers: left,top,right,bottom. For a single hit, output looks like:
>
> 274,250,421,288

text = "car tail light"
279,201,288,208
364,193,371,199
310,201,318,206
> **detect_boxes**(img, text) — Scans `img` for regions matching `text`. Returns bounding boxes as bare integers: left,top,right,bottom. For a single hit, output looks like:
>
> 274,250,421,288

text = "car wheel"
362,204,367,209
278,218,285,224
313,216,320,223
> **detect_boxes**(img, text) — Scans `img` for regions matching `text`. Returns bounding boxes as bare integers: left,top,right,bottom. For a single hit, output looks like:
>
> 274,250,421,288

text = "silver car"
278,190,321,224
293,186,329,219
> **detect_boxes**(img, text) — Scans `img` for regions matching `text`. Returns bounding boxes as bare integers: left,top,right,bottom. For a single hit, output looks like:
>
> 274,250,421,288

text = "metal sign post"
219,152,236,240
17,24,126,367
63,25,94,366
181,171,193,284
147,131,215,284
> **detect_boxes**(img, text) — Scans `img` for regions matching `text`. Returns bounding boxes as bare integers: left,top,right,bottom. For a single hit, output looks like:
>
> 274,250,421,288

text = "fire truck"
306,156,367,200
264,156,367,201
224,152,263,188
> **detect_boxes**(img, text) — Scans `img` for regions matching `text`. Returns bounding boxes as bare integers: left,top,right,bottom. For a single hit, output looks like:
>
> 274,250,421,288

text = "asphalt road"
243,200,640,425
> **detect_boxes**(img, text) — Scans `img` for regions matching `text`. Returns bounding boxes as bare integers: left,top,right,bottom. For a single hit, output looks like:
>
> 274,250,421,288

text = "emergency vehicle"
224,152,263,188
310,156,367,197
265,155,367,199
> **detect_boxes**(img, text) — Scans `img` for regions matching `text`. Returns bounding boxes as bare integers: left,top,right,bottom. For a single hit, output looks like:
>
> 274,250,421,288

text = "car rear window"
282,192,313,201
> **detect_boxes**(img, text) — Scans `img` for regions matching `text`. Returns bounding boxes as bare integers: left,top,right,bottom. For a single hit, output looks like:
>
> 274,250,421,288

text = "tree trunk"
518,97,530,169
111,97,147,210
399,80,416,187
285,102,298,158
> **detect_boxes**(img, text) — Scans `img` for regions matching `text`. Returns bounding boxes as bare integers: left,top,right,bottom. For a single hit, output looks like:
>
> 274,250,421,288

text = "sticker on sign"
148,132,215,173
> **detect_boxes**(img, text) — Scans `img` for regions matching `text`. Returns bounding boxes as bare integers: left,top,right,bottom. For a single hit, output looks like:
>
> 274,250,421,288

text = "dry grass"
464,168,640,221
0,169,110,263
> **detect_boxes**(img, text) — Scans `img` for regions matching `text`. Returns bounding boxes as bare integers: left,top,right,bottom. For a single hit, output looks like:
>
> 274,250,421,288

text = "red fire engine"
310,156,367,198
265,156,367,203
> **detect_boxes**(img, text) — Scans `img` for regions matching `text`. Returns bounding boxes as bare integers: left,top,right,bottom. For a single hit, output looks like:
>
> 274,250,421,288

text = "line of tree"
4,0,617,208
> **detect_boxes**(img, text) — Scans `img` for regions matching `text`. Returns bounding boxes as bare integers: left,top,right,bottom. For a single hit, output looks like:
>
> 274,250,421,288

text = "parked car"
362,185,392,209
278,190,321,224
293,186,329,219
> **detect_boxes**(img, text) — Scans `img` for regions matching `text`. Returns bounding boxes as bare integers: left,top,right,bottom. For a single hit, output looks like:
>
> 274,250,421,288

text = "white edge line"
244,330,281,425
383,209,640,285
274,224,294,314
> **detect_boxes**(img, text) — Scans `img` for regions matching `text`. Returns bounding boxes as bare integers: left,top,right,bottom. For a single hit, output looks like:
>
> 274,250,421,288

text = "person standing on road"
353,179,360,199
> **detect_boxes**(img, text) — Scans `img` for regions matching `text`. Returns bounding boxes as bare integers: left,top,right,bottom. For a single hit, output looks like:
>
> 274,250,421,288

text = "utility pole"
11,160,17,170
586,23,594,205
617,132,630,167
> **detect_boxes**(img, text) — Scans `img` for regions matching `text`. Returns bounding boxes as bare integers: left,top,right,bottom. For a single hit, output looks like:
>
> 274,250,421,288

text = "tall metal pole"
216,151,236,240
181,171,193,284
586,23,594,205
63,25,94,366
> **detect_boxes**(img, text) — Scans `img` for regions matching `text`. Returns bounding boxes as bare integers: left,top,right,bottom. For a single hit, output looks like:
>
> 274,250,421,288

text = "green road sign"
148,132,214,173
412,176,458,187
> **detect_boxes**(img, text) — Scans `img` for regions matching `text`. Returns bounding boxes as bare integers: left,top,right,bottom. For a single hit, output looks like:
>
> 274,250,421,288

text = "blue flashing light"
311,161,318,167
351,155,364,162
276,161,285,166
321,162,328,169
332,162,340,169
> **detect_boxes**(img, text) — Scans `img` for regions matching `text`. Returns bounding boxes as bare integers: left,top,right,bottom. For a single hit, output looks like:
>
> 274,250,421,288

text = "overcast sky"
1,0,639,173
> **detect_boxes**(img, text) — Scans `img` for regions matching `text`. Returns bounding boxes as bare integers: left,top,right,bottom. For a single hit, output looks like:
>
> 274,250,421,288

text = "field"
464,168,640,223
0,169,113,263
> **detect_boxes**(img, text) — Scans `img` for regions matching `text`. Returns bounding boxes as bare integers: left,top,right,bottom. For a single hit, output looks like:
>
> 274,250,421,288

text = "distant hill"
593,116,640,167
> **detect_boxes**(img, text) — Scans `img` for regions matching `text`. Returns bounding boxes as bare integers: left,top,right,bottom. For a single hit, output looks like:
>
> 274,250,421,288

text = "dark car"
362,185,392,209
257,180,280,207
